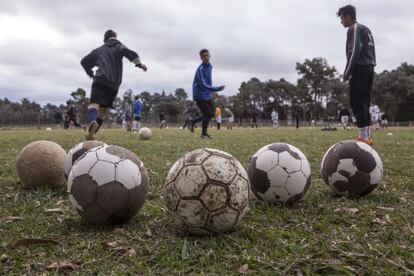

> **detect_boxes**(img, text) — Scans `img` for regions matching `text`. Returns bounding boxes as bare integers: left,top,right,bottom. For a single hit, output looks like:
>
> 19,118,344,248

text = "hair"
199,49,209,56
337,5,356,20
134,95,139,100
104,30,117,42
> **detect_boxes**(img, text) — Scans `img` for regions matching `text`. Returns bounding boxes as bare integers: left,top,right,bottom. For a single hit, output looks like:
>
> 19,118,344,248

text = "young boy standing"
337,5,376,145
132,95,142,131
81,30,147,140
191,49,225,139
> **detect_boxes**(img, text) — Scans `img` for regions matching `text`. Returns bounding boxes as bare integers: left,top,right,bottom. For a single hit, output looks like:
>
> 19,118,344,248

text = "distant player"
215,106,222,130
182,102,198,130
271,109,278,128
339,107,351,129
80,29,147,140
337,5,376,145
132,95,142,131
65,104,82,129
250,108,258,128
224,107,234,130
159,112,167,129
191,49,225,139
370,105,381,130
122,96,132,131
381,113,388,129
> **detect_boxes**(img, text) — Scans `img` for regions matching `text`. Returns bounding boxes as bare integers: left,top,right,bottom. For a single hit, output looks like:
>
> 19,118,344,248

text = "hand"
219,85,225,91
138,64,148,72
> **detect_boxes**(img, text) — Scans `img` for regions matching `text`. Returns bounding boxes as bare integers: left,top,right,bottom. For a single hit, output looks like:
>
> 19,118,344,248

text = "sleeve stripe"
344,23,358,77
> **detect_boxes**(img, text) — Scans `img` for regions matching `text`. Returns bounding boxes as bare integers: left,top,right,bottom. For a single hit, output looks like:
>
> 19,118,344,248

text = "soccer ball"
67,145,149,225
321,140,383,198
46,127,52,131
164,148,250,235
64,141,106,179
138,127,152,140
248,143,311,204
16,140,67,188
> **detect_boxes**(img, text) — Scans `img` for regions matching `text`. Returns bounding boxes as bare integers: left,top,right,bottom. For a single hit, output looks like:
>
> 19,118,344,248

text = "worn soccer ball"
164,148,250,235
67,145,149,225
321,140,383,198
63,141,106,179
138,127,152,140
248,143,311,204
46,127,52,132
16,140,67,188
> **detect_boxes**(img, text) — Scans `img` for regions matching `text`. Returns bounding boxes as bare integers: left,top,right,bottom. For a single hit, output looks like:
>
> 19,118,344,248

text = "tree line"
1,57,414,126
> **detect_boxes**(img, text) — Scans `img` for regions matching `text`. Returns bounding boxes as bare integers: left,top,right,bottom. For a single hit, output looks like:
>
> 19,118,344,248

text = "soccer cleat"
200,134,212,139
85,121,99,140
356,136,373,146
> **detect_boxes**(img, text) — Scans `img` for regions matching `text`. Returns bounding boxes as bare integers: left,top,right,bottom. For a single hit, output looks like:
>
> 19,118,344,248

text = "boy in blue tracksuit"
191,49,225,139
132,95,142,130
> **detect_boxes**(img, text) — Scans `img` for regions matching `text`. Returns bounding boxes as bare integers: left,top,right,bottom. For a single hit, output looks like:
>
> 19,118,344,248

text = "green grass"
1,127,413,275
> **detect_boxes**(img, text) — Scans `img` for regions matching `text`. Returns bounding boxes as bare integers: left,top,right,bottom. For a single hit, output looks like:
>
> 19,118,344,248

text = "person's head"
337,5,356,27
199,49,210,63
134,95,139,101
104,29,117,42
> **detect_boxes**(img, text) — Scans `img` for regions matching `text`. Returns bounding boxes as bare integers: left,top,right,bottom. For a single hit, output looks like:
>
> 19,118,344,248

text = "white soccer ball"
138,127,152,140
46,127,52,131
179,126,183,130
248,143,311,204
321,140,383,198
164,148,250,235
67,144,149,225
64,140,106,179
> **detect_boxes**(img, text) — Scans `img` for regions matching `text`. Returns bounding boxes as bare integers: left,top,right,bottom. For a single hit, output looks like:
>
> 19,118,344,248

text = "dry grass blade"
47,261,76,271
12,238,59,248
1,216,22,223
334,207,360,215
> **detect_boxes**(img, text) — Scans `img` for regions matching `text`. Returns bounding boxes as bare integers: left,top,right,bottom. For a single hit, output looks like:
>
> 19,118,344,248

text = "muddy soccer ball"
16,140,67,188
164,148,250,235
321,140,383,198
67,145,149,225
64,140,106,179
248,143,311,204
138,127,152,140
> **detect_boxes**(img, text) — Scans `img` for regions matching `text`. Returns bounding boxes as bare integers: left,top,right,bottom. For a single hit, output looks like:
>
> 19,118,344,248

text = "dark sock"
96,117,104,133
87,108,98,124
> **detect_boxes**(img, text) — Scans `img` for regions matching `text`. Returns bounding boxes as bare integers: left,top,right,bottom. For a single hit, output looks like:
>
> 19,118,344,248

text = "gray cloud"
0,0,413,104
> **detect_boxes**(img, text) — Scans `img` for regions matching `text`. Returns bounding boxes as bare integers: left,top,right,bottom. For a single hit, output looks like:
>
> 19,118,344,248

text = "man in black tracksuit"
337,5,376,145
81,30,147,140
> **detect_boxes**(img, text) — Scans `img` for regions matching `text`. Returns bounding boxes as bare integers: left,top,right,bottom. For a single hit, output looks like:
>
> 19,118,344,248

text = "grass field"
0,127,413,275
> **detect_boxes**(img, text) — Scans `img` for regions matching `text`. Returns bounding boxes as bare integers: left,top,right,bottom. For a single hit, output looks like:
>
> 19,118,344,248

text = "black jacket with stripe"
344,23,376,80
81,38,140,90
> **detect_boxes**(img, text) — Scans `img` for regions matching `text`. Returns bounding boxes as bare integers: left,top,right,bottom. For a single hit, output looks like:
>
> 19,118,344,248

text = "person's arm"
197,66,224,92
80,48,99,78
343,24,362,81
121,44,147,71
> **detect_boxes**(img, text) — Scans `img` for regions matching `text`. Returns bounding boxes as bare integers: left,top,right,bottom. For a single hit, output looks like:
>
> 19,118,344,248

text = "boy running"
191,49,225,139
215,106,222,130
224,107,234,130
81,30,147,140
337,5,376,145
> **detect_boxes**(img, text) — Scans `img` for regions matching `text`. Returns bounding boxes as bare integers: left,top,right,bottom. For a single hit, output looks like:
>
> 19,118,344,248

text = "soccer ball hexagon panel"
67,144,149,225
164,148,250,235
248,143,311,204
321,140,383,198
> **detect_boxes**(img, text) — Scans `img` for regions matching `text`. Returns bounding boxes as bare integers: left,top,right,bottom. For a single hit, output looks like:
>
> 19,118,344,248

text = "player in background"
65,104,83,129
224,107,234,130
370,104,381,131
381,113,388,129
191,49,225,139
182,102,197,130
337,5,376,145
159,112,167,129
250,108,258,128
81,29,147,140
339,107,351,129
215,106,222,130
132,95,142,131
271,109,278,128
122,96,132,131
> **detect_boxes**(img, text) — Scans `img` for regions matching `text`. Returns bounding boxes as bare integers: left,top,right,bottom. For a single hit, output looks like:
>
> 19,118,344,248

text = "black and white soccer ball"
248,143,311,204
321,140,383,198
164,148,250,235
64,141,106,179
67,145,149,225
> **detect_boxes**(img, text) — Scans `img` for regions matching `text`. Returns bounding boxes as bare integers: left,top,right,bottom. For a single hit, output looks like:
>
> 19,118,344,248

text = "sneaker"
356,136,373,146
200,134,212,139
85,121,99,140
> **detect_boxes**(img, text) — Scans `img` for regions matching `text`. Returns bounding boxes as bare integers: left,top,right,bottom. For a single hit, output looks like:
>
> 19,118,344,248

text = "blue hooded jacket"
192,62,221,100
133,100,142,117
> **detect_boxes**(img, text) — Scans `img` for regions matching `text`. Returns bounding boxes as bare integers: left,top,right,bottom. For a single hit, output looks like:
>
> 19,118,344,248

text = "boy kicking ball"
81,29,147,140
337,5,376,145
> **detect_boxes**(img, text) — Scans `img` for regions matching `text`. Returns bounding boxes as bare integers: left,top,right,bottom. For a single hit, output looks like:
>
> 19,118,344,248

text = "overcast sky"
0,0,413,104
